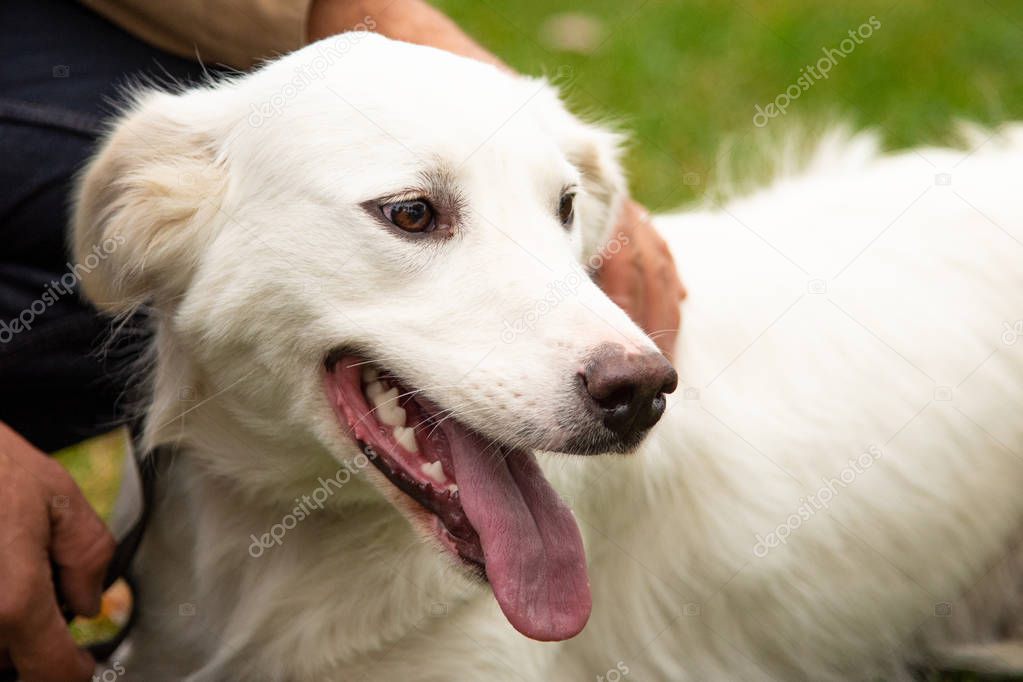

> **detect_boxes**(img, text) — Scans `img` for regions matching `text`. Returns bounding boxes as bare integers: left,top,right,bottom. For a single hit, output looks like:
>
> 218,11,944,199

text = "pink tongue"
444,426,591,641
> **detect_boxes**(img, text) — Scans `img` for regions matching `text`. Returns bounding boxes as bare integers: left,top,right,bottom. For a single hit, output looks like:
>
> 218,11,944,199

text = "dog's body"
74,35,1023,681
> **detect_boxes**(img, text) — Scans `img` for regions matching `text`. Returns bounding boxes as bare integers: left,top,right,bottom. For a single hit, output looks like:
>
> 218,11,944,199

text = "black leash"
82,441,160,661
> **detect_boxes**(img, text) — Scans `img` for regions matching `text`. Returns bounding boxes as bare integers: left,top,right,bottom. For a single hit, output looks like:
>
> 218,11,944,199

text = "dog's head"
73,34,676,641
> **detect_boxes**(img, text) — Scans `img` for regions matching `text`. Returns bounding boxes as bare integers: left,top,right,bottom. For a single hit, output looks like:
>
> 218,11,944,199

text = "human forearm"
307,0,504,67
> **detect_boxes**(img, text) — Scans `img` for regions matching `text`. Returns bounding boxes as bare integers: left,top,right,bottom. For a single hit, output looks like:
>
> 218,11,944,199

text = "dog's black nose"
582,343,678,440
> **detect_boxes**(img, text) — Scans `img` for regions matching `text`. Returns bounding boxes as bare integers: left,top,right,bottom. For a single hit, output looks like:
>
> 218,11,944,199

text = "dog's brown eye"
559,193,575,228
382,200,435,233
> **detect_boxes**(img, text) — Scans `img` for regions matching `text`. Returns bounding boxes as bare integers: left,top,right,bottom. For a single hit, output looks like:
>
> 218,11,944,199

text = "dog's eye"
381,200,435,233
558,193,575,228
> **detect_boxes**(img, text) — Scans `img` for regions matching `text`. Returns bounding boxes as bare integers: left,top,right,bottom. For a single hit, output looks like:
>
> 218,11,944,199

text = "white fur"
73,35,1023,681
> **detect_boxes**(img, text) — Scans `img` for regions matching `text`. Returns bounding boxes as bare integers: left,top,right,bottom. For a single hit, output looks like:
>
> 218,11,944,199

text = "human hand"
595,199,686,361
308,0,505,68
0,421,115,682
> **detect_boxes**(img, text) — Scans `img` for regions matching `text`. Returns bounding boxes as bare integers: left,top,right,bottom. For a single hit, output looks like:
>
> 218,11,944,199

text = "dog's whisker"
423,405,493,439
417,400,487,437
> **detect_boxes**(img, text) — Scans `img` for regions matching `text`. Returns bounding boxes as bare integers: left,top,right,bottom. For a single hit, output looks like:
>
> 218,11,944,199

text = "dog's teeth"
361,366,379,384
377,402,407,427
420,460,446,484
447,483,458,494
366,380,386,400
371,386,398,409
394,426,418,452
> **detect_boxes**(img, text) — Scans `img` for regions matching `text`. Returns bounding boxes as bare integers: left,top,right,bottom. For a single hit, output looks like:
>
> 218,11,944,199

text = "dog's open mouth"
324,355,590,641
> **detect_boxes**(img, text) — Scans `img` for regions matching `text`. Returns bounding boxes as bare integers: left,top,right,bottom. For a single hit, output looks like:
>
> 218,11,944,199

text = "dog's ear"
561,120,627,266
72,90,228,315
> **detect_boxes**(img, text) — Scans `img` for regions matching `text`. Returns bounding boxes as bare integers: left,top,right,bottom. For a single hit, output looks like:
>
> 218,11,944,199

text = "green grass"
433,0,1023,211
55,430,125,522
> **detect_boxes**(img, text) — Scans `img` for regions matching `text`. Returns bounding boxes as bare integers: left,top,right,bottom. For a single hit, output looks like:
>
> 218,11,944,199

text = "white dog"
72,33,1023,681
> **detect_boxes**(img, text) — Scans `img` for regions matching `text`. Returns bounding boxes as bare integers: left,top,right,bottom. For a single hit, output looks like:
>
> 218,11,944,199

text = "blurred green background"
434,0,1023,211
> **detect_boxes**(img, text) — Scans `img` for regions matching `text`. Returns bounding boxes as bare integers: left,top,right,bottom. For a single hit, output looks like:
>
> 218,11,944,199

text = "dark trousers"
0,0,221,452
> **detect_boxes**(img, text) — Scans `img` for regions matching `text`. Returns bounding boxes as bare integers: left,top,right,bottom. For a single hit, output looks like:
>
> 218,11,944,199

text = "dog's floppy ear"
72,89,228,315
562,119,627,266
